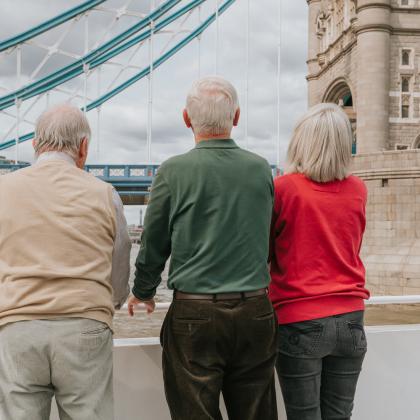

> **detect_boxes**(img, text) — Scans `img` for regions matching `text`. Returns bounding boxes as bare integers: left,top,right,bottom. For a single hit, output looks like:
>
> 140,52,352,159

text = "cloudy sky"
0,0,308,224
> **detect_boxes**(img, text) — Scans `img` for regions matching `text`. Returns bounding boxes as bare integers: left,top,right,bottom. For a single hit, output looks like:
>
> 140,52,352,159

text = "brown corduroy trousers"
160,294,279,420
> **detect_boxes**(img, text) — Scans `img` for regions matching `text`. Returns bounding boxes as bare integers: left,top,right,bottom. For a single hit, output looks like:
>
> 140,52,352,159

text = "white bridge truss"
0,0,282,164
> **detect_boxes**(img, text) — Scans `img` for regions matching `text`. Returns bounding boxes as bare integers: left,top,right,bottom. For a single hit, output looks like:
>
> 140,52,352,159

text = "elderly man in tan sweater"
0,103,131,420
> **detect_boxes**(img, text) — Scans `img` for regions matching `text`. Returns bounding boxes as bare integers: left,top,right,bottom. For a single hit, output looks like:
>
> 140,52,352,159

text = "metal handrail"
117,296,420,314
366,295,420,305
118,303,171,314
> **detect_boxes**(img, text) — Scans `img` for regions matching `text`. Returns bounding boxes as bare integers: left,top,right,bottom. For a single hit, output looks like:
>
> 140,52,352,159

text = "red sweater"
268,173,370,324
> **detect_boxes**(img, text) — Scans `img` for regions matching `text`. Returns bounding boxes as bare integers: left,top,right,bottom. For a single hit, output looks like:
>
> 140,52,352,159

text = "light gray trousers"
0,318,114,420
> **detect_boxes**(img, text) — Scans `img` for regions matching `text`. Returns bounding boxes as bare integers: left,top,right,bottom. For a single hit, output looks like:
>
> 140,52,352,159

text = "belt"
174,288,267,301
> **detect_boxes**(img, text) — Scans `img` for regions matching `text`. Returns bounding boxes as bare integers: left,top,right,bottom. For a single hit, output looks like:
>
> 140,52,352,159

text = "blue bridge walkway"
0,164,281,205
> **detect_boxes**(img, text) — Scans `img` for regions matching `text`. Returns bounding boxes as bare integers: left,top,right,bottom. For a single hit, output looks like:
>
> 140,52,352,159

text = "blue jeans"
276,310,367,420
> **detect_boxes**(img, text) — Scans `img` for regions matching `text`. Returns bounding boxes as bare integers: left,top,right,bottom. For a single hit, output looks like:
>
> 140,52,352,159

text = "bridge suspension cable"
215,0,219,75
148,20,155,164
277,0,281,165
245,0,249,151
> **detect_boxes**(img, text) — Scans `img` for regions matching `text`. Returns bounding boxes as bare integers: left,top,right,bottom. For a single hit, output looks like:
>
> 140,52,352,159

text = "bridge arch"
322,77,357,153
412,133,420,149
322,77,356,111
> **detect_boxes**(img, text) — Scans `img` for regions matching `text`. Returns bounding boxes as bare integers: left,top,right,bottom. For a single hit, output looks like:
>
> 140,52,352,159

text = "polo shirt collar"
194,138,238,149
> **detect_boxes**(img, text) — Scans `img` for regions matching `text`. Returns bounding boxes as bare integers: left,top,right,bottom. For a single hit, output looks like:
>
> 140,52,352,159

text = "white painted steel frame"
215,0,219,74
148,18,155,164
0,0,179,143
0,0,281,166
15,45,21,164
1,0,234,152
277,0,281,165
0,0,220,163
97,67,101,164
198,7,202,78
245,0,249,150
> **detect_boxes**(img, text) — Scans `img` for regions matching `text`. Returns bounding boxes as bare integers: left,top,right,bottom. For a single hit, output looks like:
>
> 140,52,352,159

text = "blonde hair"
282,103,352,183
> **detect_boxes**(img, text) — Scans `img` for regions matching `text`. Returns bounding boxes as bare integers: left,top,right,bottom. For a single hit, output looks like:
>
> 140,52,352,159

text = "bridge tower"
306,0,420,153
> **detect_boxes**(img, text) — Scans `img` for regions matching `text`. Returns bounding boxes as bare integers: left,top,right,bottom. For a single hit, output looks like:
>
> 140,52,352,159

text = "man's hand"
127,296,156,317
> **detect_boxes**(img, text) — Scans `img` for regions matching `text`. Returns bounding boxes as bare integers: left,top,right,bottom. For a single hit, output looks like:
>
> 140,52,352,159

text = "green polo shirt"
132,138,274,301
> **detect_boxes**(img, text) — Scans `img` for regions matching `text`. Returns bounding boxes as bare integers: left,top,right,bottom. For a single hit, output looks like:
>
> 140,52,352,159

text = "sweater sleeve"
132,171,172,301
109,189,132,309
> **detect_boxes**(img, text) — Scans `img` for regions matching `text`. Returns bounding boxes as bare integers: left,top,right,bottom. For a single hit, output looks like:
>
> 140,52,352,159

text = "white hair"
186,76,239,137
282,103,352,183
34,102,91,160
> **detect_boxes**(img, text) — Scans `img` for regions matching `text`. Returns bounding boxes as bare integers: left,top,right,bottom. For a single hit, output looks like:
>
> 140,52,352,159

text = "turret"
356,0,392,152
307,0,322,108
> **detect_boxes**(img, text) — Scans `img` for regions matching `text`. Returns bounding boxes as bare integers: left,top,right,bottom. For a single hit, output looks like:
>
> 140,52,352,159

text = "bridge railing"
83,164,160,180
0,164,282,179
0,164,30,175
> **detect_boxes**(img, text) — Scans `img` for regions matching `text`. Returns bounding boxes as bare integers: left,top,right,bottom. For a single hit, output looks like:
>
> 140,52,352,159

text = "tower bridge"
0,0,282,170
0,0,282,199
2,2,420,419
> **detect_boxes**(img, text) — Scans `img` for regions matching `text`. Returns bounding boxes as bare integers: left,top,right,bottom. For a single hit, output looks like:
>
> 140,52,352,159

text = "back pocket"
172,317,210,335
279,320,323,356
254,311,274,326
348,317,367,351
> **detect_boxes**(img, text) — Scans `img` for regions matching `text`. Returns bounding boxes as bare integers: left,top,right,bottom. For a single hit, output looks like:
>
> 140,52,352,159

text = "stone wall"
389,31,420,148
351,150,420,296
307,1,420,151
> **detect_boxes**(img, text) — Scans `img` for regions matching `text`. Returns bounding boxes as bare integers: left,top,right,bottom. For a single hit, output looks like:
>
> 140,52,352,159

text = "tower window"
402,79,409,92
343,93,353,107
402,51,410,66
401,0,409,5
402,106,409,119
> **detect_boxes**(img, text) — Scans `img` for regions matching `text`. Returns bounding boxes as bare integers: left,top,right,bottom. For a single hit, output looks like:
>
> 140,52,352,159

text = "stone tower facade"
307,0,420,152
307,0,420,297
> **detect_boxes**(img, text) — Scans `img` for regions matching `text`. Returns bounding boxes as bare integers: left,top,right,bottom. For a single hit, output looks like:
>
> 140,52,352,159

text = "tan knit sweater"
0,159,117,330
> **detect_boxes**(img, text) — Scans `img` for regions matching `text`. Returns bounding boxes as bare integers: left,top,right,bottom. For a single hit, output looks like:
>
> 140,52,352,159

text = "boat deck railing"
88,295,420,420
118,295,420,314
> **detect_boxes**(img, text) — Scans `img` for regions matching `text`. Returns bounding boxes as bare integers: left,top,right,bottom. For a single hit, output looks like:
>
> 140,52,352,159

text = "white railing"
366,295,420,305
117,295,420,314
118,302,171,313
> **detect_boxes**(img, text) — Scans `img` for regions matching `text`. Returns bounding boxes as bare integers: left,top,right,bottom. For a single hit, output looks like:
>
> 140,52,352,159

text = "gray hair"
282,103,352,183
186,76,239,137
34,103,91,160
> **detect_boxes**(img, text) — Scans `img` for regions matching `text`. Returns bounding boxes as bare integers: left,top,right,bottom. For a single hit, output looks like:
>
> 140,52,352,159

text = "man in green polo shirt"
128,76,278,420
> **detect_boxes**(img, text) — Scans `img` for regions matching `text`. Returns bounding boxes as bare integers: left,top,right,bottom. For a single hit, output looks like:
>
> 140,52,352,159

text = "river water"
113,244,172,339
113,245,420,339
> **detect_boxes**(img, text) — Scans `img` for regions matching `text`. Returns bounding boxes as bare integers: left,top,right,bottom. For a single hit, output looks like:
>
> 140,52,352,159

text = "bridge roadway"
0,164,282,205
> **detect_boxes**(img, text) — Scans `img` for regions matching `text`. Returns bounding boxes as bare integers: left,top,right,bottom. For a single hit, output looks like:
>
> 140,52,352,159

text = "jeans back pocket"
279,320,323,356
348,317,367,351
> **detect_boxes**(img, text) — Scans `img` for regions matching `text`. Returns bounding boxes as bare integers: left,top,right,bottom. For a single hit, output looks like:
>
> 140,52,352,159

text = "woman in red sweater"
269,103,370,420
